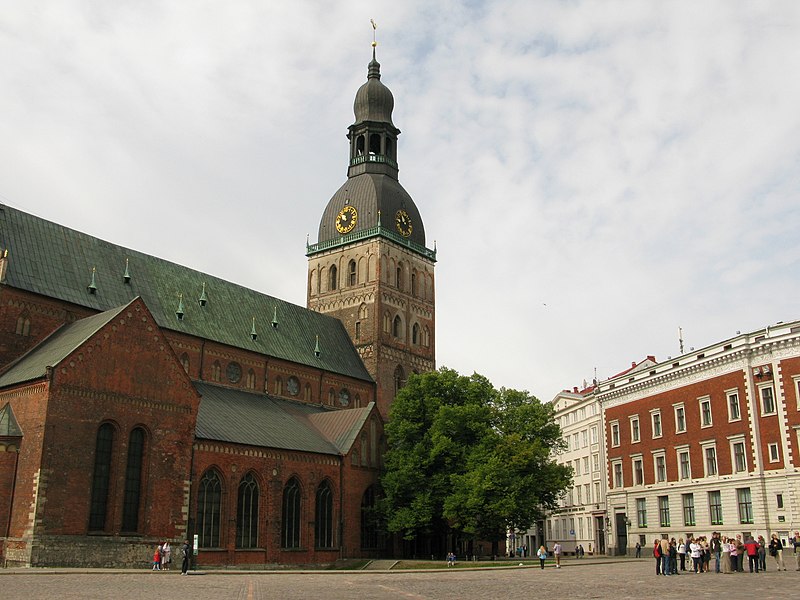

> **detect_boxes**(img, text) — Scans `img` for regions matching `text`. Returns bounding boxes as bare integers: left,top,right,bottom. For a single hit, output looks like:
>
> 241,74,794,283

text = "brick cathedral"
0,49,435,568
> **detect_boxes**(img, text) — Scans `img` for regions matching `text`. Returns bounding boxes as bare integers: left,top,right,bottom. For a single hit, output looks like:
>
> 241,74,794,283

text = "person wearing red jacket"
743,536,760,572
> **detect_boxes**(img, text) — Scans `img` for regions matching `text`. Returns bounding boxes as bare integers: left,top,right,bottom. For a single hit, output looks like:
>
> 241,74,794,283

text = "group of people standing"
151,539,192,575
654,531,800,575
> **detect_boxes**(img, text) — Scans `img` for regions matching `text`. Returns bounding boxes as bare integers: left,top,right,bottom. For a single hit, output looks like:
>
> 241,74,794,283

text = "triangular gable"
0,301,131,388
305,402,376,454
0,402,23,437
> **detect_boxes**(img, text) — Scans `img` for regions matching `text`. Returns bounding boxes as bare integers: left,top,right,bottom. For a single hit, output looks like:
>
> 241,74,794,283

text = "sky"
2,1,799,401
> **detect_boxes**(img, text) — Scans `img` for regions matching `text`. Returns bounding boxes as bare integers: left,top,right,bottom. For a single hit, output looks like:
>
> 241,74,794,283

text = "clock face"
395,209,413,237
335,205,358,234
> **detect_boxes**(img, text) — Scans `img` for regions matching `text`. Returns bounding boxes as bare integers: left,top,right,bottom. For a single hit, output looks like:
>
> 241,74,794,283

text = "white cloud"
1,0,799,399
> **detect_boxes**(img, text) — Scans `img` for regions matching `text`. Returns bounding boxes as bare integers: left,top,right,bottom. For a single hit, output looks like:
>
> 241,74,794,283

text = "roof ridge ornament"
176,293,185,320
271,306,279,329
314,334,321,358
87,267,98,295
198,282,208,307
123,258,131,284
251,316,258,341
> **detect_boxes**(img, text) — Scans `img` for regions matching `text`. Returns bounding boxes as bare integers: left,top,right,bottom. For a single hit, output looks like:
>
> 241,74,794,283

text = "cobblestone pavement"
1,559,798,599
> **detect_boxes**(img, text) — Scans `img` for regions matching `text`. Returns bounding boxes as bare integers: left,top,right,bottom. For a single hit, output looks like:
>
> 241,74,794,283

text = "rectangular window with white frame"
709,490,723,525
632,455,644,486
730,437,748,473
759,384,776,416
583,456,589,475
636,497,647,528
674,404,686,433
677,447,691,480
592,453,599,472
630,415,640,443
768,443,780,463
613,460,624,488
727,389,741,422
651,410,662,438
610,421,620,447
582,429,588,448
591,425,598,444
702,443,718,476
794,376,800,410
654,452,666,483
699,396,712,428
737,487,753,524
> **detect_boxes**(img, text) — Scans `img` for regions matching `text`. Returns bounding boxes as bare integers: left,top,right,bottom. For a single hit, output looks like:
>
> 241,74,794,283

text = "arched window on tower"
329,265,337,291
394,365,405,395
356,134,365,156
411,271,417,297
412,323,420,345
369,133,381,155
392,315,402,339
385,137,394,158
396,263,404,291
348,260,357,286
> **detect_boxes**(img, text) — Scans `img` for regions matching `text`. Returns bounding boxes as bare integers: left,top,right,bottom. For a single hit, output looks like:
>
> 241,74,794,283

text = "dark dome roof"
353,57,395,125
318,173,425,247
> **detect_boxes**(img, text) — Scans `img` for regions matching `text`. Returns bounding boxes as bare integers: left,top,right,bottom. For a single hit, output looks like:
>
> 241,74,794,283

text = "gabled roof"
194,382,373,456
0,302,129,387
0,204,372,383
0,402,23,437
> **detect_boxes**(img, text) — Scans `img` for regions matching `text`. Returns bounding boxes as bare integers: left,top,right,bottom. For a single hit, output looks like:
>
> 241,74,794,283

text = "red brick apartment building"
599,322,800,554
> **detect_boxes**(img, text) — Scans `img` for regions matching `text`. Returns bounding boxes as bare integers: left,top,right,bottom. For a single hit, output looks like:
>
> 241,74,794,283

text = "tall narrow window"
393,365,405,395
361,485,380,549
396,264,403,291
610,422,620,447
197,470,222,548
633,458,644,485
122,427,145,532
737,488,753,524
682,493,695,526
348,260,357,286
760,386,776,415
700,398,712,427
678,450,691,479
651,411,662,437
180,353,190,374
630,416,640,442
709,490,723,525
315,481,334,548
728,391,741,421
613,462,623,488
636,498,648,527
236,473,259,549
282,477,301,549
89,423,115,531
658,495,670,527
705,446,718,476
392,315,402,338
412,323,420,345
329,265,337,291
674,405,686,433
655,454,666,482
733,440,747,473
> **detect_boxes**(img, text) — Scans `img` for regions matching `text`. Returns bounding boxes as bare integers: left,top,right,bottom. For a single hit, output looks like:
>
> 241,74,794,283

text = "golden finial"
370,19,378,48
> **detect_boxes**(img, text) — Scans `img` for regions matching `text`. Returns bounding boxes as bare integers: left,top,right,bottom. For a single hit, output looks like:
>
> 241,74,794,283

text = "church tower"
307,47,436,419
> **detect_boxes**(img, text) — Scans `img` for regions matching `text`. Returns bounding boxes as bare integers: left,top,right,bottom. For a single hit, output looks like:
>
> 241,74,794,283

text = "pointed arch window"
315,481,334,549
282,477,301,549
246,369,256,390
89,423,115,531
197,469,222,548
15,316,30,336
361,485,380,549
369,133,381,155
383,311,391,333
360,432,368,465
356,134,365,156
211,361,221,382
412,323,420,345
396,263,404,291
348,260,357,286
122,427,145,532
411,271,417,297
394,365,405,395
236,473,259,549
274,376,283,396
180,353,190,374
328,388,336,405
329,265,337,291
392,315,402,338
304,383,312,402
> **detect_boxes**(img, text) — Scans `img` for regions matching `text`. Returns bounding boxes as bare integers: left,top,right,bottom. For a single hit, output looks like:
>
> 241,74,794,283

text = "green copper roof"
195,382,373,455
0,205,372,383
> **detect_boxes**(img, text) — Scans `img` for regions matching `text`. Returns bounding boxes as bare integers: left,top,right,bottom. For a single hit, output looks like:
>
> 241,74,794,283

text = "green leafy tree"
381,367,572,555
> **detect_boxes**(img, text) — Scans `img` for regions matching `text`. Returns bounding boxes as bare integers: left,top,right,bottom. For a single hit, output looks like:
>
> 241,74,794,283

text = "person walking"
537,545,547,569
792,531,800,571
769,533,786,571
152,545,161,571
553,542,562,568
635,541,641,558
180,539,191,575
